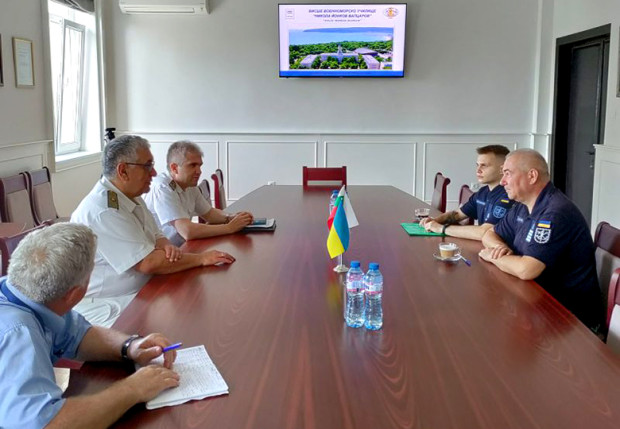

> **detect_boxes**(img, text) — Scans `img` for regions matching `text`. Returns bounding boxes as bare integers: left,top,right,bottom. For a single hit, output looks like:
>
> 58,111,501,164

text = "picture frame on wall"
12,37,34,88
0,34,4,87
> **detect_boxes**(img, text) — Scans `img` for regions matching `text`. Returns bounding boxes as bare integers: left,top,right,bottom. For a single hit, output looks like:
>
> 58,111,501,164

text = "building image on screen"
289,28,394,71
279,4,407,78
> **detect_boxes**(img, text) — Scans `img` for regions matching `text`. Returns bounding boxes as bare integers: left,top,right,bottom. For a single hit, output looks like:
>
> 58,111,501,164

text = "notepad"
243,218,276,231
400,222,444,236
142,345,229,410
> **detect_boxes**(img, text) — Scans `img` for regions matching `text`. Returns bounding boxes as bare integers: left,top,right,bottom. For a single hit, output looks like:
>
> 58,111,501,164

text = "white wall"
102,0,539,134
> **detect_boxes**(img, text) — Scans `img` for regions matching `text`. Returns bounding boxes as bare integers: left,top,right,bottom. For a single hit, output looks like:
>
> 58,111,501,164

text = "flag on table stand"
327,186,359,258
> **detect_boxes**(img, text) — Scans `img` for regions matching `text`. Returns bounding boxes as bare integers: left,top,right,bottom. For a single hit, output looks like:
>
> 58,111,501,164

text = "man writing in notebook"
421,145,514,240
144,140,254,246
0,223,180,429
71,135,235,327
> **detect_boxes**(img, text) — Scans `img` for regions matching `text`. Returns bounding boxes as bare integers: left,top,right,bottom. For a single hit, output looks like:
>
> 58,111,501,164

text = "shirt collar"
530,181,555,218
100,177,140,212
160,172,183,195
2,278,67,335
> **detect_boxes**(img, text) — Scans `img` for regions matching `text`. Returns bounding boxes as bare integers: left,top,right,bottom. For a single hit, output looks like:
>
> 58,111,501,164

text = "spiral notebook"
142,345,229,410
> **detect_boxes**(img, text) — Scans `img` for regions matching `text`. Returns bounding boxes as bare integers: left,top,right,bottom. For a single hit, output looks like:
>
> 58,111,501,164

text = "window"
47,1,101,157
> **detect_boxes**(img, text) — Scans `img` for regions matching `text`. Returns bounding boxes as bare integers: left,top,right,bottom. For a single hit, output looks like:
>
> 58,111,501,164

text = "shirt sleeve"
92,210,155,274
55,311,92,360
0,323,66,429
493,207,517,247
193,188,213,217
151,186,190,226
518,212,571,267
459,191,477,219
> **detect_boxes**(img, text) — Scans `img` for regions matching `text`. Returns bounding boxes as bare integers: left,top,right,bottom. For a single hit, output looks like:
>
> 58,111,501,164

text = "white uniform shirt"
143,172,212,246
71,177,164,299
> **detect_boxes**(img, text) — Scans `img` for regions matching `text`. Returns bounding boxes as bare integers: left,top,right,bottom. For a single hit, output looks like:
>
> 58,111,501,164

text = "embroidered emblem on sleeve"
534,220,551,244
169,180,177,190
492,206,507,218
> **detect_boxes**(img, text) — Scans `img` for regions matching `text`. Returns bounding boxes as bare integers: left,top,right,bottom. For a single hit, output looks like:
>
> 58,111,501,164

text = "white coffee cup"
439,242,460,259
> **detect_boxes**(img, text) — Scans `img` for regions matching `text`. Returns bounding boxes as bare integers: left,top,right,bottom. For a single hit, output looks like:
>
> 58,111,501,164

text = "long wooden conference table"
66,185,620,428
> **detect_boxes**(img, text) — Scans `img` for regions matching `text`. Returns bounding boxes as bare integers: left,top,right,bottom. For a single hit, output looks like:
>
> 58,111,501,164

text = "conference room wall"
139,132,528,209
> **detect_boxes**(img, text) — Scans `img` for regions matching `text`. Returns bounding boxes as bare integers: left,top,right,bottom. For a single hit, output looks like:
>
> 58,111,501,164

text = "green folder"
400,222,444,236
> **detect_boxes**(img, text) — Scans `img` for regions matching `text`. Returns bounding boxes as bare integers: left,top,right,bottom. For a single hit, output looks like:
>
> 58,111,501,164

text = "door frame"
550,23,611,190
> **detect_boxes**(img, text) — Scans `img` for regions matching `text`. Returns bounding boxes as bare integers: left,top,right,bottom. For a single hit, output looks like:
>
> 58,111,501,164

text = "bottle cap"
331,190,338,195
350,260,360,268
369,262,379,270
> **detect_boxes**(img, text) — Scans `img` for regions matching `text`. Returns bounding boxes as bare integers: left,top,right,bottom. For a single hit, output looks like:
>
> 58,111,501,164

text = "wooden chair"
197,179,211,224
211,169,227,210
430,172,451,213
593,222,620,336
302,166,347,188
604,268,620,353
0,173,36,229
458,184,475,225
0,223,49,276
24,167,68,225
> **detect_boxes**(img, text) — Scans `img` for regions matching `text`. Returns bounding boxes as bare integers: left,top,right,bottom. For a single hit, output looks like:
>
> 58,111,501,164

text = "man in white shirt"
144,140,253,246
71,135,235,327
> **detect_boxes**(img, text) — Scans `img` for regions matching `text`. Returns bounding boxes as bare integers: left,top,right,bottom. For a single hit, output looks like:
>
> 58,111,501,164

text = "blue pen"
162,342,183,353
460,255,472,267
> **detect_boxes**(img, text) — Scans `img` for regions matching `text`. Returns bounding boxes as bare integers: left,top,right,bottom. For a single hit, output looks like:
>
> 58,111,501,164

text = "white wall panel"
592,145,620,231
227,139,317,199
325,140,416,195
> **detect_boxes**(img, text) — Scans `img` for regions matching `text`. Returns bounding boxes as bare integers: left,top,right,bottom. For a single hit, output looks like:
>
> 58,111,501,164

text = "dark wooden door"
552,25,610,227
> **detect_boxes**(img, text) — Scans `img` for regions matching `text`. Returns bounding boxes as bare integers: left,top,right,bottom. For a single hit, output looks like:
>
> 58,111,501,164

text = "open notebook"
141,345,229,410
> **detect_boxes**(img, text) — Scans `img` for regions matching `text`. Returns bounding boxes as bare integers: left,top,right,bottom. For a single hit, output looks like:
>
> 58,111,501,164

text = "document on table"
142,345,229,410
400,222,444,236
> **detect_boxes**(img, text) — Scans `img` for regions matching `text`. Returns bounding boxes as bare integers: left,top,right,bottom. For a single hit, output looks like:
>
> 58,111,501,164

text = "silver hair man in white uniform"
71,135,235,327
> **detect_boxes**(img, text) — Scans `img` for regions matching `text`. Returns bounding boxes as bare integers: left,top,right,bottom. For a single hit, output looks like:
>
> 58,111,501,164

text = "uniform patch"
536,220,551,229
169,180,177,190
107,190,119,209
493,206,507,218
500,199,510,204
534,227,551,244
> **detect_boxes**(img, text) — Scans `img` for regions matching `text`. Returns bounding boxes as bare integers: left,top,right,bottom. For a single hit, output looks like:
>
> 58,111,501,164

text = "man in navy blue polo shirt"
480,149,601,330
421,145,514,240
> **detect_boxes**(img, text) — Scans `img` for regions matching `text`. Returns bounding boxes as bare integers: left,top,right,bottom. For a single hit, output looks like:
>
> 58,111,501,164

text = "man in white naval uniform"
71,135,235,327
144,140,254,246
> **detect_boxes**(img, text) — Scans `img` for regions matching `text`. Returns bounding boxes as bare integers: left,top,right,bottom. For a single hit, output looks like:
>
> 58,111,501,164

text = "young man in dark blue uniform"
480,149,601,330
421,145,514,240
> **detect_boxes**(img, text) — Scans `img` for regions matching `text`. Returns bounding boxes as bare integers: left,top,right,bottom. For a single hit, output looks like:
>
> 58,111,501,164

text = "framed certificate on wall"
0,34,4,87
12,37,34,88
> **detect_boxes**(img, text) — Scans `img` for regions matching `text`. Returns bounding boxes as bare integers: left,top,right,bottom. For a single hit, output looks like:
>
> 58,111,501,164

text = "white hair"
8,223,97,304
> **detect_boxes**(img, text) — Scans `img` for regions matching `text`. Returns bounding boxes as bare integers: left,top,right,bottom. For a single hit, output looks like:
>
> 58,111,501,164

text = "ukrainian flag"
537,220,551,228
326,186,358,258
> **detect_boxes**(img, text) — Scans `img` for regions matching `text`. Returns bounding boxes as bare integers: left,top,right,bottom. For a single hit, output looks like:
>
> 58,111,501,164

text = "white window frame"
50,15,86,155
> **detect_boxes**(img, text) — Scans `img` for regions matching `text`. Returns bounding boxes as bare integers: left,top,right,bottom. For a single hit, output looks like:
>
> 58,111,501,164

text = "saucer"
433,253,461,262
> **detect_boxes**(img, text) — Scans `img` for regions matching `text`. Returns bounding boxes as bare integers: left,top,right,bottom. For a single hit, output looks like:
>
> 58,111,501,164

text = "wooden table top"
66,185,620,429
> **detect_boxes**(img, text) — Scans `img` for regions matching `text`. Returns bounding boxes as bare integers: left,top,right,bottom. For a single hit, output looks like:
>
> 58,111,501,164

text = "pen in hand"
162,342,183,353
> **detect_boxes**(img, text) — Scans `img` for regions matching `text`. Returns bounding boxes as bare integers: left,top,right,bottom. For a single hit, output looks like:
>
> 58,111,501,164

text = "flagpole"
333,254,348,272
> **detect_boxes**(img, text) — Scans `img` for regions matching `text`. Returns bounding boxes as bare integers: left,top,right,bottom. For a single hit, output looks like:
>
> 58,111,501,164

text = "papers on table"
142,345,229,410
400,222,444,236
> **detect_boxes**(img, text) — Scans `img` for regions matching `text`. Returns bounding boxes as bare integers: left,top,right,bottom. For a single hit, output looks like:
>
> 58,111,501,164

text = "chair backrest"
604,268,620,353
0,173,36,229
430,172,451,213
24,167,60,225
458,184,475,225
0,223,49,276
302,166,347,188
197,179,211,224
211,169,227,210
594,221,620,331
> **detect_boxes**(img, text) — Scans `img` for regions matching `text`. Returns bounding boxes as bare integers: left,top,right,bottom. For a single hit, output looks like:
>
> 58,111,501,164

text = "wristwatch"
441,224,450,235
121,334,142,362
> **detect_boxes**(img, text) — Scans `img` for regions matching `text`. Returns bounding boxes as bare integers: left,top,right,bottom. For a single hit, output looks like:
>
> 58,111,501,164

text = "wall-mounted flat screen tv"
279,3,407,77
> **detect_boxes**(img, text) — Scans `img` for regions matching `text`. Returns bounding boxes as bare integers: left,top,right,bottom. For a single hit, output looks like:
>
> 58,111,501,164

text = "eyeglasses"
125,162,155,173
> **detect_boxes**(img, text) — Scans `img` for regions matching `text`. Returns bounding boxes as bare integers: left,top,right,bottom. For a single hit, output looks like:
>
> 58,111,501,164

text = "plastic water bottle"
364,262,383,330
329,190,338,214
344,261,365,328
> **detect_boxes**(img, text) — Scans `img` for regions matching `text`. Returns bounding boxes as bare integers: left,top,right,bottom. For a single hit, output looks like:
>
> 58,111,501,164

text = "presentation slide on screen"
279,4,407,77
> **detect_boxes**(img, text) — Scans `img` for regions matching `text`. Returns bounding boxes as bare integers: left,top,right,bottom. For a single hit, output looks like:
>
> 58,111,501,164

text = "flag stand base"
333,264,349,273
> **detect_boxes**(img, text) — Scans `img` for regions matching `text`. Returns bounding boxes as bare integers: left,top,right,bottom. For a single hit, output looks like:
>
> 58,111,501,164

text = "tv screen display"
278,3,407,78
